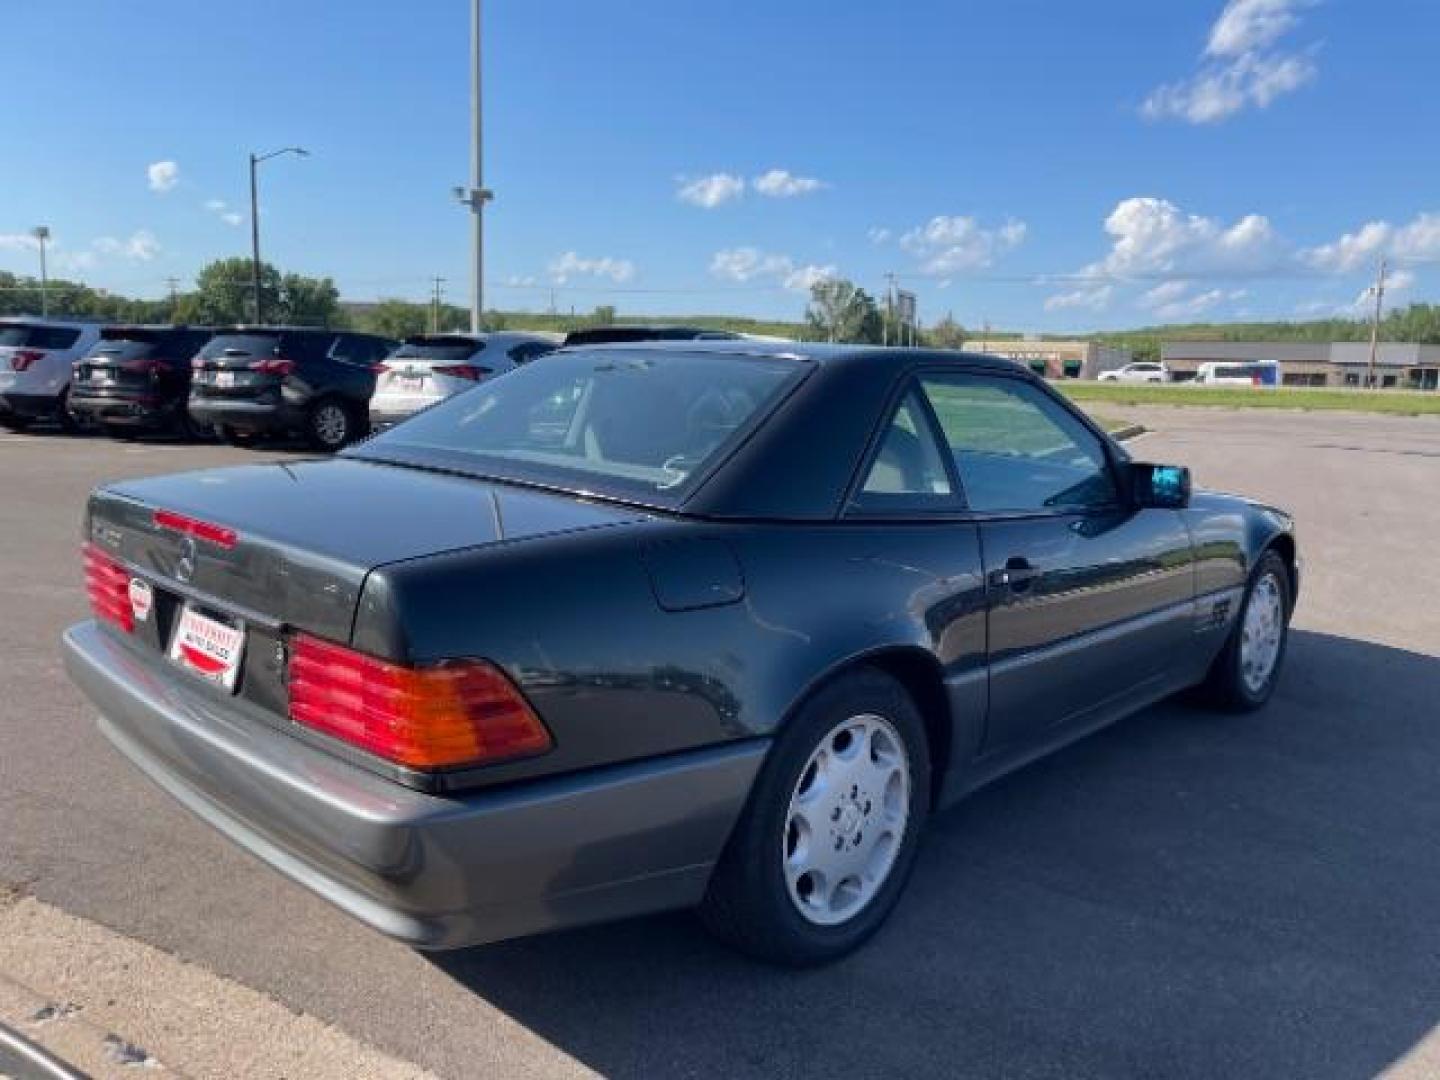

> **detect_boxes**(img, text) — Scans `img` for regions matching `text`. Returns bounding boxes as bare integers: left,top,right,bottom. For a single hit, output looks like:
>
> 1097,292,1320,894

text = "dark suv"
188,327,397,451
68,325,215,438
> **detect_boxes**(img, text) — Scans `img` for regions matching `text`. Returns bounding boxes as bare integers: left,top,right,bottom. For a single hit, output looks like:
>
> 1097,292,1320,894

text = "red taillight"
432,364,485,381
11,349,42,372
370,362,390,374
191,357,206,370
83,542,134,633
152,509,238,550
287,634,553,770
253,357,295,376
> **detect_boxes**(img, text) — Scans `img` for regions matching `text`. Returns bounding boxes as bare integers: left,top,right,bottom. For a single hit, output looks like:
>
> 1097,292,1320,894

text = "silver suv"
0,318,105,430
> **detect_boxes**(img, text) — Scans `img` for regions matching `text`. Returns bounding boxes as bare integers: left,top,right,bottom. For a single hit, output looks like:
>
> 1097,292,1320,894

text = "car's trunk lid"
89,456,648,648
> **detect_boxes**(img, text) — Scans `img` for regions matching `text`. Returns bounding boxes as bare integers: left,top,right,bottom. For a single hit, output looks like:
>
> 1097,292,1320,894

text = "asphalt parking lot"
3,407,1440,1079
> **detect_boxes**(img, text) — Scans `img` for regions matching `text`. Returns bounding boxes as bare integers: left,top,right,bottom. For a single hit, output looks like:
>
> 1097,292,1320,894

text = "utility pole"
31,227,49,317
165,276,180,320
883,272,896,347
430,276,446,333
1366,255,1387,389
454,0,493,334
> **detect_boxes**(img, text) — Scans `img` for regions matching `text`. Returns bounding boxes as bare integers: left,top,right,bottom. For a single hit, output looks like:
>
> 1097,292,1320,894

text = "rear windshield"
0,324,81,350
90,328,186,357
562,327,733,346
392,336,483,362
351,349,805,504
198,333,284,360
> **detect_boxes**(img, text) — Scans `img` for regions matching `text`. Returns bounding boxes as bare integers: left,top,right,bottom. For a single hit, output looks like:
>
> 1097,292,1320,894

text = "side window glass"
920,375,1117,512
857,391,953,499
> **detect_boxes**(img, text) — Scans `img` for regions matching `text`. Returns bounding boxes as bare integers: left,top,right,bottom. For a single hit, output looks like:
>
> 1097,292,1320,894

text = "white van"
0,318,105,429
1193,360,1280,388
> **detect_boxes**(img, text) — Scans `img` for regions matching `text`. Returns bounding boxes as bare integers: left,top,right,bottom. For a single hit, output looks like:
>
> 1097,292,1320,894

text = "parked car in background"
562,325,740,346
370,331,559,427
0,318,105,431
64,341,1298,966
187,327,398,450
69,326,216,439
1098,361,1170,384
1194,360,1280,387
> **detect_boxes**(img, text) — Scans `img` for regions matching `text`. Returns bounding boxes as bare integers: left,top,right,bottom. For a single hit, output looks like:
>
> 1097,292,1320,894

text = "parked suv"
0,318,105,430
188,327,398,450
370,331,558,426
68,325,215,438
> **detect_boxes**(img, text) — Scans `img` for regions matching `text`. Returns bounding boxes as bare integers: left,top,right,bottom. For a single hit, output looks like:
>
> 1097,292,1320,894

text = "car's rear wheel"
1201,550,1292,711
699,667,931,966
306,398,354,452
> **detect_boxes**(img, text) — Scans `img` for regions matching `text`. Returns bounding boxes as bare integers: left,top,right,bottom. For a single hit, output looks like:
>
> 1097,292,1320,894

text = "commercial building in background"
963,338,1131,379
1163,341,1440,390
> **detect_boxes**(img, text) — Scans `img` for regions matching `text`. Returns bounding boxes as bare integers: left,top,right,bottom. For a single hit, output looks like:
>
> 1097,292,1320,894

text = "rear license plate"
396,374,425,392
215,371,237,388
168,605,245,692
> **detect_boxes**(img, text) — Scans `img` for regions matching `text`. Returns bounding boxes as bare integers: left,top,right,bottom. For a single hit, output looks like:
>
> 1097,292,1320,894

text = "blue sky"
3,0,1437,330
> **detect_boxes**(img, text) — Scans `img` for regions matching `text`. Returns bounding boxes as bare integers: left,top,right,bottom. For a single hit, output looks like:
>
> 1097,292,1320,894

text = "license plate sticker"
168,606,245,692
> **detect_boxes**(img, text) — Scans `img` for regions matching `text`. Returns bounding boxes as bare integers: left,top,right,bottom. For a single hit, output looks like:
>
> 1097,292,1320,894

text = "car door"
915,370,1195,752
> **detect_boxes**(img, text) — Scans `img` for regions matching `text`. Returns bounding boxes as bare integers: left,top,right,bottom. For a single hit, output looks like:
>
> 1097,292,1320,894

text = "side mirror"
1129,462,1191,509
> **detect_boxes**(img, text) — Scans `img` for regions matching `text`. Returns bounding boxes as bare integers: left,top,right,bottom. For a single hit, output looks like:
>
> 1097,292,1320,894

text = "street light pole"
247,147,309,325
31,227,50,317
455,0,493,334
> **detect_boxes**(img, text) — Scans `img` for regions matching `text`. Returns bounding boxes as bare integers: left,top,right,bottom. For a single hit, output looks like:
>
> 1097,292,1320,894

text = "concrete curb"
1111,424,1147,441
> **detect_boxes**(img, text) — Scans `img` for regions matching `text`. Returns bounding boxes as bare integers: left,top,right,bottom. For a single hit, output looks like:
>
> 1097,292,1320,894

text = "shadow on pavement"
431,630,1440,1079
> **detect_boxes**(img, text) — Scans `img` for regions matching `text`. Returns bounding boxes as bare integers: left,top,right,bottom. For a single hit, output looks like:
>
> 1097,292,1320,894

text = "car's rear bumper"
368,393,443,426
187,397,302,433
0,391,64,418
62,620,765,949
68,390,178,427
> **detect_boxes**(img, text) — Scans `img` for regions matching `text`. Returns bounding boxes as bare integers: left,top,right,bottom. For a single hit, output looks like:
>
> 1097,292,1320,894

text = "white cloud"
1045,285,1114,312
93,230,160,261
1085,197,1284,279
502,274,538,288
548,251,635,284
676,173,745,208
202,198,245,227
867,227,892,245
752,169,825,198
899,215,1026,274
0,233,41,254
1304,212,1440,272
709,247,834,292
147,160,179,192
1350,267,1417,310
220,211,243,226
1140,280,1190,308
1142,0,1316,124
204,198,227,212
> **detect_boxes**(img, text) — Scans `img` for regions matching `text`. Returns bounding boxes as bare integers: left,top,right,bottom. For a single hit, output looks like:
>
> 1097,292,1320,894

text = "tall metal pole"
249,153,263,324
470,0,484,333
33,228,49,317
1366,255,1387,390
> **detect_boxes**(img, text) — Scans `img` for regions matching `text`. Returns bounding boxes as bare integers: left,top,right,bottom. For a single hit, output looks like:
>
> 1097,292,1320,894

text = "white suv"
0,318,105,430
1098,361,1169,384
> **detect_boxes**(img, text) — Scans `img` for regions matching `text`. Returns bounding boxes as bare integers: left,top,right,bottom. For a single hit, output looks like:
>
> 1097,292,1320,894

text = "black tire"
1200,550,1292,712
699,667,932,966
55,389,80,433
305,398,354,452
172,410,210,442
216,425,261,448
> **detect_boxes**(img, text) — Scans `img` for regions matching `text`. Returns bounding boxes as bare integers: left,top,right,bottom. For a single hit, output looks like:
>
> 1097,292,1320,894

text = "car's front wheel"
1202,550,1292,710
700,668,931,966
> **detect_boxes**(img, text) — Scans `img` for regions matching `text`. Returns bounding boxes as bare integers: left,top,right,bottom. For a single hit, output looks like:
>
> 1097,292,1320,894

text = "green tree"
591,304,617,326
927,313,967,350
805,278,882,343
176,257,280,325
279,272,344,327
362,299,429,339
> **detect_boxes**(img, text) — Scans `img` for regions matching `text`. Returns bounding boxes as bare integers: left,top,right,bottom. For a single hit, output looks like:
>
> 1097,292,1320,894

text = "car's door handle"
989,558,1040,592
